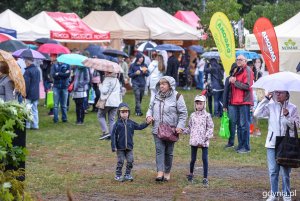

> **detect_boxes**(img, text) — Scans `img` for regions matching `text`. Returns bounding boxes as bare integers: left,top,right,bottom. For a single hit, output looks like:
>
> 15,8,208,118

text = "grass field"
26,89,300,201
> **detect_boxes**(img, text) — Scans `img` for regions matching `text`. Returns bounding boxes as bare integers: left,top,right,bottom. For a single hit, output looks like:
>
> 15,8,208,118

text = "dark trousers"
116,150,134,176
74,98,85,123
190,146,208,178
207,95,213,115
92,83,100,110
213,91,223,117
133,85,144,113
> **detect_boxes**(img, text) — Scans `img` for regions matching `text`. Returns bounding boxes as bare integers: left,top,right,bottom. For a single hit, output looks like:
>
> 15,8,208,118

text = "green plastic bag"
219,111,230,139
46,90,54,109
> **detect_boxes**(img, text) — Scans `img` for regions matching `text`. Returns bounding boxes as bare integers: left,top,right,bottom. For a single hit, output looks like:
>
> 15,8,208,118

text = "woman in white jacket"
148,54,165,103
97,72,121,140
254,91,300,201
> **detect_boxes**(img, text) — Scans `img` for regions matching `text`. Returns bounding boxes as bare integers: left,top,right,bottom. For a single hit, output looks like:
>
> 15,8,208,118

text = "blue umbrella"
188,45,205,54
103,48,128,58
236,50,260,60
0,40,27,52
154,44,184,52
57,54,88,66
202,51,220,60
84,44,104,57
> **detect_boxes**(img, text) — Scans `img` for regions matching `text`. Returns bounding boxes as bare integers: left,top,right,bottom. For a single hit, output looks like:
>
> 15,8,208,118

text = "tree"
243,1,300,31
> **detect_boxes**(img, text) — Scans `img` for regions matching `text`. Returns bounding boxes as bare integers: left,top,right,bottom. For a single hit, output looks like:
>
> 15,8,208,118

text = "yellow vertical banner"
209,12,236,76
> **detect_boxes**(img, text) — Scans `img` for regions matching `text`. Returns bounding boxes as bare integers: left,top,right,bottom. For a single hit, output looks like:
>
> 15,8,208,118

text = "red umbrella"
38,43,70,54
0,33,16,42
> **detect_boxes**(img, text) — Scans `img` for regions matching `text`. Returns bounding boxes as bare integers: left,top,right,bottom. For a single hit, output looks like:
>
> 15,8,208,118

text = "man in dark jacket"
24,58,40,129
166,51,179,84
128,52,149,116
111,103,149,181
50,60,70,123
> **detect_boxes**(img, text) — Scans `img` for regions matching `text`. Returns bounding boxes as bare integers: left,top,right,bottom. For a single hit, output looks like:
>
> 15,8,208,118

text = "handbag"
96,79,117,109
67,81,74,93
46,90,54,109
157,96,180,142
219,112,230,139
96,99,106,109
275,122,300,168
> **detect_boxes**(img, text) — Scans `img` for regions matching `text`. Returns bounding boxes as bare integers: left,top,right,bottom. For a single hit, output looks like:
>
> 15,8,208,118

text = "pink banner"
47,12,110,41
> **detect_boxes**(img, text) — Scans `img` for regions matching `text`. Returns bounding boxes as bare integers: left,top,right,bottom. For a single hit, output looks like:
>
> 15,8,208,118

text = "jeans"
92,83,100,110
231,105,251,151
267,148,291,197
116,150,134,176
213,91,223,117
190,146,208,178
195,71,204,90
25,99,39,129
227,105,238,146
53,87,68,122
97,107,117,134
132,85,144,114
153,134,175,173
74,98,85,123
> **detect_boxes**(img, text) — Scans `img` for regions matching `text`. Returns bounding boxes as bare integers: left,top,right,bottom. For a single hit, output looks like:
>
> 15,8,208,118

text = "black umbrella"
103,49,128,58
35,38,59,44
0,40,27,52
84,44,104,57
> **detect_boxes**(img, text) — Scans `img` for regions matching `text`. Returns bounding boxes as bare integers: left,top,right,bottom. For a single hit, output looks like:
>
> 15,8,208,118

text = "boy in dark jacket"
111,103,149,182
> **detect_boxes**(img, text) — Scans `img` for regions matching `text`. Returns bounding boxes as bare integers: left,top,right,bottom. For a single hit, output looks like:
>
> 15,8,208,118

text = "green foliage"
0,101,33,200
243,1,300,30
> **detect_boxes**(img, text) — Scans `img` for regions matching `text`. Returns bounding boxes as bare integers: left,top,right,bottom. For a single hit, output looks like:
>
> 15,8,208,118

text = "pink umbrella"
38,43,70,54
0,33,16,42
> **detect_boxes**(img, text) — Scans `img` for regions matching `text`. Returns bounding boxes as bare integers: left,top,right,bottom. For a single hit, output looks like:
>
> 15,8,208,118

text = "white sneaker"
266,195,278,201
283,196,291,201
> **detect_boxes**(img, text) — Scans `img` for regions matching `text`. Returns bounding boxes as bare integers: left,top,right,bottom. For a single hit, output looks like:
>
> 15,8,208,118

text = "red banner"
47,12,110,41
253,17,279,74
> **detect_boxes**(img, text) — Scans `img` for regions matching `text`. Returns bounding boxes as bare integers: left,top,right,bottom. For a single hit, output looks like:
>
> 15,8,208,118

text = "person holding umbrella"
128,52,149,116
254,91,300,201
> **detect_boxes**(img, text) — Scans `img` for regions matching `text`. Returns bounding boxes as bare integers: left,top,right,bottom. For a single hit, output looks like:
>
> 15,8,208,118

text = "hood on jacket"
134,52,145,65
155,76,176,92
117,102,130,119
194,95,207,112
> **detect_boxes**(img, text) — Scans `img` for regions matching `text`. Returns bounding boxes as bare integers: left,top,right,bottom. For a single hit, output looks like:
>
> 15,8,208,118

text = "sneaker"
237,148,251,154
266,195,278,201
282,196,291,201
124,174,133,181
224,144,234,149
135,112,143,116
253,128,261,136
186,174,193,183
202,178,209,187
99,133,111,140
114,176,124,182
76,122,84,125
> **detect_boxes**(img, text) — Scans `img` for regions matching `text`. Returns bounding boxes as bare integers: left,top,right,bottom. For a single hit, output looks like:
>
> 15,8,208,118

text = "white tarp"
0,9,49,41
83,11,149,40
245,12,300,72
123,7,201,40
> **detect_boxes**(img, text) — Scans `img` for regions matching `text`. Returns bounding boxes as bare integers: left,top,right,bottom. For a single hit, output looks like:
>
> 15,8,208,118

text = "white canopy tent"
123,7,201,40
0,9,49,41
245,12,300,72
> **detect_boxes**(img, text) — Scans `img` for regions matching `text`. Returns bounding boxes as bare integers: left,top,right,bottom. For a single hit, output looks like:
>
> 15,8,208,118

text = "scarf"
157,90,172,100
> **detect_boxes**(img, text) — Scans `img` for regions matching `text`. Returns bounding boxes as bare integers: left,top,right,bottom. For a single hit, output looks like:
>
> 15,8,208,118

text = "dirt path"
41,165,300,201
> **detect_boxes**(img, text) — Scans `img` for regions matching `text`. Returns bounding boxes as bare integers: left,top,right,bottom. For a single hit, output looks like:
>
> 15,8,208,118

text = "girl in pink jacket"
183,95,214,186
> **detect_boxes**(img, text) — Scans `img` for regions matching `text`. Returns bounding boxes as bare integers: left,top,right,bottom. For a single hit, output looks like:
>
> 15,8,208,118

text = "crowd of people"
0,44,299,201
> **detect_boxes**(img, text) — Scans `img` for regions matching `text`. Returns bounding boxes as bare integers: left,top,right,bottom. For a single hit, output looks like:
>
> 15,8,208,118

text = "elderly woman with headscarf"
146,76,188,182
0,61,14,101
254,91,300,201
